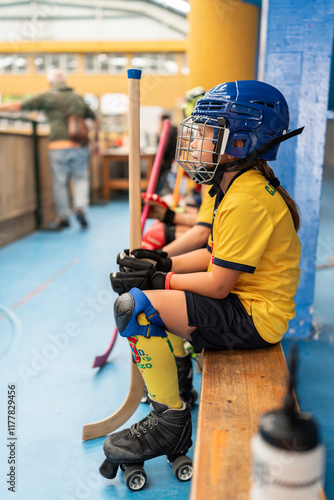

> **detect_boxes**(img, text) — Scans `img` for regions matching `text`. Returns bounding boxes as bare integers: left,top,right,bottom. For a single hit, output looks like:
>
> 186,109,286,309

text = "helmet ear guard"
215,117,230,156
225,131,256,158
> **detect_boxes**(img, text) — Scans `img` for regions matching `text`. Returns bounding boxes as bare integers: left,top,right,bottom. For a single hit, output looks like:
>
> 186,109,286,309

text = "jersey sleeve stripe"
213,257,256,274
196,222,212,228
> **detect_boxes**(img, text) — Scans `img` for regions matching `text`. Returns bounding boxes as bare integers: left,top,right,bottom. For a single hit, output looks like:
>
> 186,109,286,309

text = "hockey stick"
141,118,171,233
171,165,184,210
92,119,171,369
83,69,145,440
92,327,118,368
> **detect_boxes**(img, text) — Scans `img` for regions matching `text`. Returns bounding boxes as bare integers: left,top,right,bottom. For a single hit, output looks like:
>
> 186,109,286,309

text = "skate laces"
129,411,161,438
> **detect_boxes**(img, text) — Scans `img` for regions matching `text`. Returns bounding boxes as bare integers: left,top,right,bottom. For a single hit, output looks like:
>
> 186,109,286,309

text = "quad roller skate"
141,353,198,406
99,400,193,491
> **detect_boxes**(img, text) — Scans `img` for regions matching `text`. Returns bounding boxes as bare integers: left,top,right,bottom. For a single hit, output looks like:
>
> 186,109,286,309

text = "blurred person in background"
0,68,99,231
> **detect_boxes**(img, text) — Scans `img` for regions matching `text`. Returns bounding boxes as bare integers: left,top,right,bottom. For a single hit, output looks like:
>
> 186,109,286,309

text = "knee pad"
114,287,167,338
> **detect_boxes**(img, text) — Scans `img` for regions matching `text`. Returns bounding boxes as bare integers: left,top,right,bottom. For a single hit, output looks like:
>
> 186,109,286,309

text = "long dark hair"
256,160,300,231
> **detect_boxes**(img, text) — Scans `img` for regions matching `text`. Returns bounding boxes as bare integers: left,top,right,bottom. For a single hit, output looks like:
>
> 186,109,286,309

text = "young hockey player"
102,80,302,485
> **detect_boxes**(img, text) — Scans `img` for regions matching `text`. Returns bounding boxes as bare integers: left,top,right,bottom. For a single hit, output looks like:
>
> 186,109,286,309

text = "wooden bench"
190,343,326,500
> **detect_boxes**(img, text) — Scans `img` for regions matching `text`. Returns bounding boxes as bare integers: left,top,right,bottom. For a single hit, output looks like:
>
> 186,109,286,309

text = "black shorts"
185,291,274,353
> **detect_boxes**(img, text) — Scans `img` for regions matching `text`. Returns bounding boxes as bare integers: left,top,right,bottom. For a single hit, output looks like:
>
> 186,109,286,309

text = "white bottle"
250,347,325,500
250,412,325,499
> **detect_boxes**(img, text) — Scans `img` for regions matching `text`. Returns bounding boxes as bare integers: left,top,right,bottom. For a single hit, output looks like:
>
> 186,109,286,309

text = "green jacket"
21,84,96,142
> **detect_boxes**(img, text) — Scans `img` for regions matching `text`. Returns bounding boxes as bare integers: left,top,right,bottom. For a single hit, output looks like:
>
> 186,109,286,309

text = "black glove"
110,266,167,295
117,248,172,272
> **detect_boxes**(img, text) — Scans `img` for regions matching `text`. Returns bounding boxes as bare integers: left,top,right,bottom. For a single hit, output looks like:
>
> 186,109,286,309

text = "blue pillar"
258,0,334,337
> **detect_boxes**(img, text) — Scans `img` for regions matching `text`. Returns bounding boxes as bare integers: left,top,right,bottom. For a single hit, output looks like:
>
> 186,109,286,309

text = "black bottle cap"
259,344,321,451
259,409,320,451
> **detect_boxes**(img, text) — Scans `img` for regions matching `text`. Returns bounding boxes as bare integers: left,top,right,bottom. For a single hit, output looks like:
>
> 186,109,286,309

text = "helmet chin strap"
208,159,256,196
208,126,304,197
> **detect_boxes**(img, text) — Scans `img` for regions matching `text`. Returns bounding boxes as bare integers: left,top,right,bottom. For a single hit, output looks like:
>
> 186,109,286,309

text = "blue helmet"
193,80,289,161
175,80,297,187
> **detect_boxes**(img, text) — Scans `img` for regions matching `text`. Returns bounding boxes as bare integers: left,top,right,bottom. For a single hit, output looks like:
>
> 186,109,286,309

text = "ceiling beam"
0,0,188,35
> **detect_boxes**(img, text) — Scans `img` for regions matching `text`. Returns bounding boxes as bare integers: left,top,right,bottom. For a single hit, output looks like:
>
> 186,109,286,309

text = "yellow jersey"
196,186,215,227
208,169,301,343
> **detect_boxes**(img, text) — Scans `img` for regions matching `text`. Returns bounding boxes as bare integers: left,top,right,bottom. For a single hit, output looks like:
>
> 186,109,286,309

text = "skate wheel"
124,464,147,491
120,461,144,472
172,455,193,481
99,458,118,479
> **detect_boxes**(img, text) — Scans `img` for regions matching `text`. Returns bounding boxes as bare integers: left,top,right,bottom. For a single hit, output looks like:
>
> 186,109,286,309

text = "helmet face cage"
175,115,229,184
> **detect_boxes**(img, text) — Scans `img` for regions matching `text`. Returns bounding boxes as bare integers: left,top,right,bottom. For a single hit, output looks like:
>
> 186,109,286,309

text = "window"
0,54,28,74
83,53,128,74
130,53,179,75
33,54,78,74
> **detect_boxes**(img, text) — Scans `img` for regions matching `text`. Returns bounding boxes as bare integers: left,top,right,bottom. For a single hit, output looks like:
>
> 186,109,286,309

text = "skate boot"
175,353,198,406
99,400,193,491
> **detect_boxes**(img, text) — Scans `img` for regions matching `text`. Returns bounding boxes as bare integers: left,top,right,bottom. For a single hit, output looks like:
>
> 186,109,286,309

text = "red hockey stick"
141,118,171,233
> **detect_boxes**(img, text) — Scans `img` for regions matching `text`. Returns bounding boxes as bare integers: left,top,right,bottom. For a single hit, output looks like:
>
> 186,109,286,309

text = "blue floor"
282,166,334,497
0,167,334,499
0,200,201,500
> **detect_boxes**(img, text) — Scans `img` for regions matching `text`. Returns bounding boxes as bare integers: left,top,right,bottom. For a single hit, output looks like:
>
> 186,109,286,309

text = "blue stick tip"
127,69,142,80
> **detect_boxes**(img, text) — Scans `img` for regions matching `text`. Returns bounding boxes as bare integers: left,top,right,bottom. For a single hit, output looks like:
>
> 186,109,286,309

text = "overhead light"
164,60,178,73
14,57,26,67
131,57,148,67
34,57,44,66
181,66,190,75
110,56,128,66
97,53,108,62
3,56,13,67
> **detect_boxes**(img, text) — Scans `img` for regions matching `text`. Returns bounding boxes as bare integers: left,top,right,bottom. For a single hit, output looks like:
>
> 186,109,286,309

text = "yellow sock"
167,332,186,357
127,313,182,409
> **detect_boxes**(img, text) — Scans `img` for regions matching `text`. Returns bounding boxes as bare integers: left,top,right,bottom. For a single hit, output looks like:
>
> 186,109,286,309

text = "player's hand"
117,248,172,272
110,267,167,295
141,193,175,224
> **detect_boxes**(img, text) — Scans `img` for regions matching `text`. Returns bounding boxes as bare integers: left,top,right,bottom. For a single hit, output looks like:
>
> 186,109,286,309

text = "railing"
0,114,102,247
0,114,42,233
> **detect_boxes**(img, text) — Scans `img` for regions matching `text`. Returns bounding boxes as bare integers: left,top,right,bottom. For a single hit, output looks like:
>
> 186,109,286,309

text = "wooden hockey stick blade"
92,326,118,368
82,357,144,440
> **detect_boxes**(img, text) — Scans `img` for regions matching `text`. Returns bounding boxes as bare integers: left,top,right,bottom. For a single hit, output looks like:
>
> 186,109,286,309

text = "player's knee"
113,288,167,338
